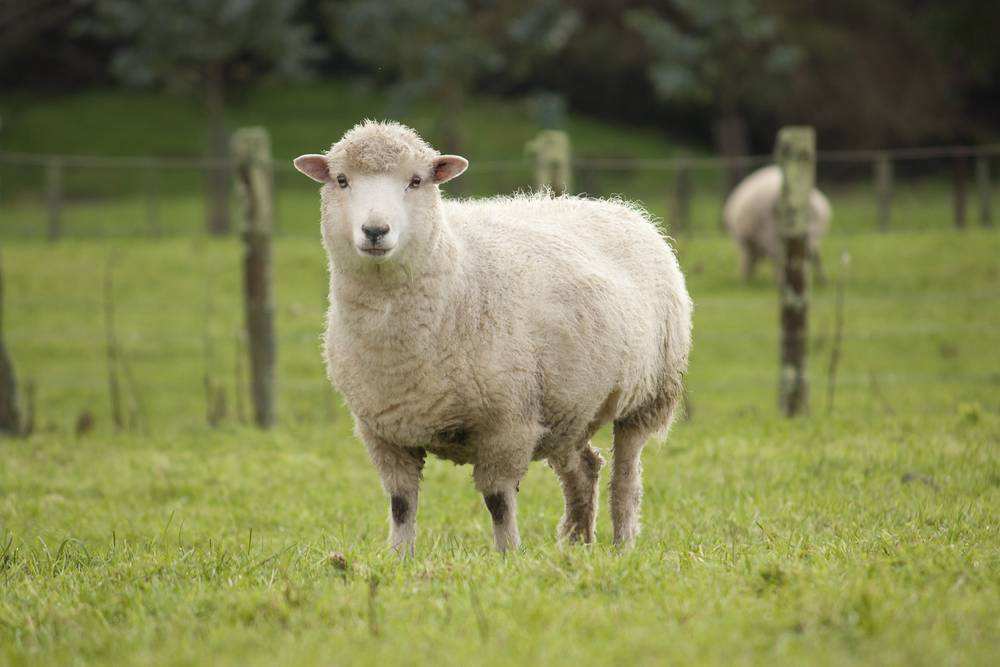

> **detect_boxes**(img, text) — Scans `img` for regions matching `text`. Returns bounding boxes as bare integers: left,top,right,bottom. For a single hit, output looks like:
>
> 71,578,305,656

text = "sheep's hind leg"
610,422,649,546
740,242,759,283
360,425,426,557
548,443,604,544
473,423,540,552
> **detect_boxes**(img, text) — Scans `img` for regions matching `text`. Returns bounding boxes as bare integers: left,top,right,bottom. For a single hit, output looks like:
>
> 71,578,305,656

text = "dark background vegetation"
4,0,999,151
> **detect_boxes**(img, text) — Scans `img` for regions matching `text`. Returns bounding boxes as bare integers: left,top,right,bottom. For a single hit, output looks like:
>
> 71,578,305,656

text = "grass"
0,81,998,664
0,222,998,665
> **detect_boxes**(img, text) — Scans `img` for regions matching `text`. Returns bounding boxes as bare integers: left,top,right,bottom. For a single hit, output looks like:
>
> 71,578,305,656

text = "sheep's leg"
473,424,538,552
610,423,648,546
811,249,826,286
360,428,425,557
548,443,604,543
740,243,759,283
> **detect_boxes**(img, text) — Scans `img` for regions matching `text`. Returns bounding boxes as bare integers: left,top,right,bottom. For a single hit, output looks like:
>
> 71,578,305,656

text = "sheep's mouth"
358,245,392,258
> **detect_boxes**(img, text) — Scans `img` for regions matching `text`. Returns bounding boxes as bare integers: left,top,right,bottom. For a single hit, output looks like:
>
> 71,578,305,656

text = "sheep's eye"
336,174,349,189
408,175,421,189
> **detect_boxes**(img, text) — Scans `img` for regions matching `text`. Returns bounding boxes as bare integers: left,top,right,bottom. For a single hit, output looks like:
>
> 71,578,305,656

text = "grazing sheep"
723,165,831,283
294,121,692,553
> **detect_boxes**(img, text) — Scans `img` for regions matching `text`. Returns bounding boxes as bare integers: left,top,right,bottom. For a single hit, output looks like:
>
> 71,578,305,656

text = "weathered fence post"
46,157,63,241
0,252,22,436
145,165,160,235
976,155,992,227
232,127,276,429
671,159,692,233
526,130,571,195
953,156,968,229
775,126,816,417
875,152,893,232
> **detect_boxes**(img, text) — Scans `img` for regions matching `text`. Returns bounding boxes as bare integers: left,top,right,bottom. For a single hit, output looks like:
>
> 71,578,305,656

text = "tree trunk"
205,63,231,235
714,111,750,195
0,252,21,436
438,84,465,195
953,156,968,230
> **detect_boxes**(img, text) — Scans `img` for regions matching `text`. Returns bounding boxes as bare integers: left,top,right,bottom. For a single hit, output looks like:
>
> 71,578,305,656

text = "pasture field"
0,218,997,665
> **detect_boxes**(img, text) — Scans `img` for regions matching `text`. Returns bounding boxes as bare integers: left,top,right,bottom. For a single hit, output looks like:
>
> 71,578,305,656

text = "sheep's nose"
362,223,390,244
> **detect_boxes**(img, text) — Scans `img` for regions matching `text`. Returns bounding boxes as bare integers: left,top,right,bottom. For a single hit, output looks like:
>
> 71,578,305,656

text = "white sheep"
294,121,692,553
723,165,832,282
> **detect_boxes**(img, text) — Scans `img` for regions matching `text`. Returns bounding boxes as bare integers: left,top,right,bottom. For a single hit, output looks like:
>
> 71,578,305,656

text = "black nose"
362,224,390,244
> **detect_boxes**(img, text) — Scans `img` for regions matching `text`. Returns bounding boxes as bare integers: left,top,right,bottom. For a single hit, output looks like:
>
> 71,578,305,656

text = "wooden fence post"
671,159,692,233
0,252,22,436
775,126,816,417
953,156,968,229
232,127,276,429
46,157,63,241
526,130,571,195
875,152,893,232
145,165,160,235
976,155,992,227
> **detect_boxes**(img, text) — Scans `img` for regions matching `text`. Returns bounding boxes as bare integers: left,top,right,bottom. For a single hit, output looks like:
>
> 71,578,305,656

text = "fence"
0,136,997,435
1,143,997,239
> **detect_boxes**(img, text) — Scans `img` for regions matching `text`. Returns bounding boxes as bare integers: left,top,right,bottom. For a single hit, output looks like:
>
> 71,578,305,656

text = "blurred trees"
83,0,323,234
626,0,800,189
332,0,579,153
3,1,997,154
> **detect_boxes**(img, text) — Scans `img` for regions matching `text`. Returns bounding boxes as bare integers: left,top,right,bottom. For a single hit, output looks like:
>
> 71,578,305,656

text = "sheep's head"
294,120,467,264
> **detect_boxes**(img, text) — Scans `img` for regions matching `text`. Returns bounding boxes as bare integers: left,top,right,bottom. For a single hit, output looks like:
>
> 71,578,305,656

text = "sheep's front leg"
740,242,759,283
473,423,539,552
360,426,425,556
810,249,826,286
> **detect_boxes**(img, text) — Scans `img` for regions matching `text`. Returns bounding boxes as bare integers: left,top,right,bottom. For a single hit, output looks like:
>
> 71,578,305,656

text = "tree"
85,0,322,234
626,0,800,190
333,0,578,154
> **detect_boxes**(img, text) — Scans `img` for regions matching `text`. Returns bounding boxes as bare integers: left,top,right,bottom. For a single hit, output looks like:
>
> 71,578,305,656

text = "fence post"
145,165,160,235
526,130,571,195
671,159,692,234
976,155,992,227
953,156,968,229
232,127,276,429
775,126,815,417
46,158,63,241
0,252,22,436
875,152,893,232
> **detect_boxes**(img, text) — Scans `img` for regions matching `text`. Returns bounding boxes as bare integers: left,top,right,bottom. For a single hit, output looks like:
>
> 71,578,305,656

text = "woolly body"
325,194,691,461
723,165,831,280
298,121,692,552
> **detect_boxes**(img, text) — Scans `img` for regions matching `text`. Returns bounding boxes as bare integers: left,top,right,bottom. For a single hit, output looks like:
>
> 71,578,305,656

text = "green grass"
0,221,998,665
1,81,998,663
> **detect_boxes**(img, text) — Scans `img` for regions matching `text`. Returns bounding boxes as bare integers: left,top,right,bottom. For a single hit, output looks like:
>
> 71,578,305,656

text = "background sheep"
294,121,693,553
723,165,832,283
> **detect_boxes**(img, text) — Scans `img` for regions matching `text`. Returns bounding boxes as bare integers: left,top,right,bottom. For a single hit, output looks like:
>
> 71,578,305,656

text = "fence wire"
1,144,997,239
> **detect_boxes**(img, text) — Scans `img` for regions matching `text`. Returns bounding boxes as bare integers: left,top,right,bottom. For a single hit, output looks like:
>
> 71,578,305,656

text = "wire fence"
0,140,997,434
1,143,997,239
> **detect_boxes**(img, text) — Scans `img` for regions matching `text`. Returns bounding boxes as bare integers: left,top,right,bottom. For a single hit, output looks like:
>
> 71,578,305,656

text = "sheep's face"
293,153,468,264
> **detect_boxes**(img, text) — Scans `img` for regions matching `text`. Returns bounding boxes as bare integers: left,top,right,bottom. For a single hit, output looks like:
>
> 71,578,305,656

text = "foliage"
625,0,800,114
81,0,321,92
332,0,578,147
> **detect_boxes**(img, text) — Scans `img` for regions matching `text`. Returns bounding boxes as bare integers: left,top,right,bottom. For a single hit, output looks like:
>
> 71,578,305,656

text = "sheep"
723,165,832,283
293,120,692,553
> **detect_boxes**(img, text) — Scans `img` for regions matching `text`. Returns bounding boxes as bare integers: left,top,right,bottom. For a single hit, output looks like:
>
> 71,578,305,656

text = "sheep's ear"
432,155,468,184
293,154,331,183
